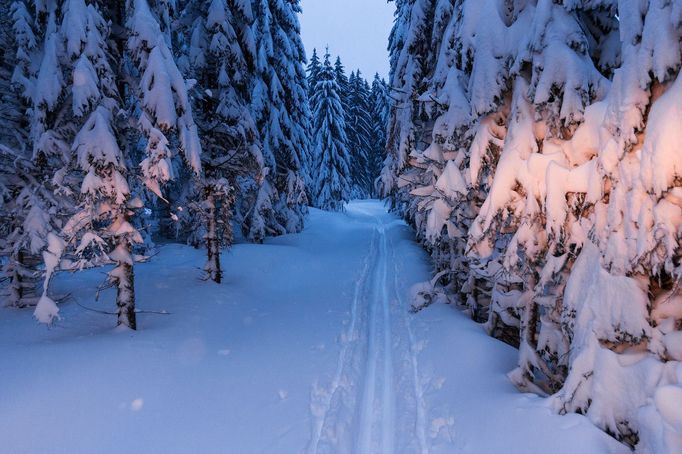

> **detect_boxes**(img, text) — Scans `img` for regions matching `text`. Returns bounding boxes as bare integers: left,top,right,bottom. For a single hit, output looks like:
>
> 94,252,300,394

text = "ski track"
307,228,378,454
309,211,427,454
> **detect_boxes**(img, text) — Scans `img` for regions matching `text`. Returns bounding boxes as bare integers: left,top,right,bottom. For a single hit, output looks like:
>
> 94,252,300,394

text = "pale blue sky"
299,0,395,79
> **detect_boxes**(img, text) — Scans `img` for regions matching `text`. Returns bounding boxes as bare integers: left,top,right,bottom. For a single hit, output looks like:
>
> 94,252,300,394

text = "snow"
640,72,682,197
435,160,466,199
129,0,203,177
33,294,60,325
382,2,682,448
33,31,63,111
74,107,124,172
0,201,626,453
71,55,100,117
664,332,682,361
23,205,50,254
563,241,650,344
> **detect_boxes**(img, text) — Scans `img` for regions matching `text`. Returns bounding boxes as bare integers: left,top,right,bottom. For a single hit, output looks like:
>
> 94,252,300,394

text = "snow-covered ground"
0,200,627,453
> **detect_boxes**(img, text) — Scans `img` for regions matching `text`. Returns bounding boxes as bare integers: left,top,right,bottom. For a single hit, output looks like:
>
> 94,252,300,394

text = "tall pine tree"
306,47,322,101
345,70,373,198
0,1,54,308
177,0,262,283
250,0,310,240
311,50,351,211
368,74,390,196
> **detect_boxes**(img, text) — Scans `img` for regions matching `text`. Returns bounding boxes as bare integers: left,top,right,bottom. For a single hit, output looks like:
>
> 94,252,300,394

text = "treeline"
307,48,390,211
381,0,682,451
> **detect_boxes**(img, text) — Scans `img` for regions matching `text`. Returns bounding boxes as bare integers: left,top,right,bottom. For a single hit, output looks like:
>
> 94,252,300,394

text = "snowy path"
0,201,629,454
308,209,422,454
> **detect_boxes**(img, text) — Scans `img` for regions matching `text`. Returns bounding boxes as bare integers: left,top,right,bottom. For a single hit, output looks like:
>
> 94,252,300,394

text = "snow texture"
0,201,626,454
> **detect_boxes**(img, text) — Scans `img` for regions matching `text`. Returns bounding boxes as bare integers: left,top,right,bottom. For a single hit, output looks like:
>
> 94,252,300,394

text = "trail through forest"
0,201,627,454
307,203,427,454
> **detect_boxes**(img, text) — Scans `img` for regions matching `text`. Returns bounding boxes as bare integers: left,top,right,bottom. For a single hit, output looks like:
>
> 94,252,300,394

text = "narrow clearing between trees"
308,205,427,454
0,201,627,454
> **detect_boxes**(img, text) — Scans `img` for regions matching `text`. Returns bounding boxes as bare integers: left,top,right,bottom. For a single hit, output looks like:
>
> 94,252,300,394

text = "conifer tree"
381,0,682,449
368,74,390,195
302,46,322,199
0,1,50,308
7,0,145,328
306,47,322,100
251,0,310,238
333,55,350,125
177,0,262,283
311,51,351,211
127,0,203,199
345,70,373,197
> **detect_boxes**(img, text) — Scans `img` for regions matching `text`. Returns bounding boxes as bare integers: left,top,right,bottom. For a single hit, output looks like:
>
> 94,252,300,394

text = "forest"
1,1,682,453
0,0,388,324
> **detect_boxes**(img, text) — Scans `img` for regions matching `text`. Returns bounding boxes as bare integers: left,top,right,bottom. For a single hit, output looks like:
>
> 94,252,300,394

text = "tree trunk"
8,249,41,307
512,278,545,393
113,240,137,330
205,189,222,284
8,250,25,307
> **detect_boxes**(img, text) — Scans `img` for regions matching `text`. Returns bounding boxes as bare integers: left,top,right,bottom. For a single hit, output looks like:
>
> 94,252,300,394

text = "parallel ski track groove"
357,224,381,453
308,210,428,454
307,228,379,454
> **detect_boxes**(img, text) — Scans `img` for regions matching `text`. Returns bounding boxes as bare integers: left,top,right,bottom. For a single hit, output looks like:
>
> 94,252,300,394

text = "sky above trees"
299,0,394,79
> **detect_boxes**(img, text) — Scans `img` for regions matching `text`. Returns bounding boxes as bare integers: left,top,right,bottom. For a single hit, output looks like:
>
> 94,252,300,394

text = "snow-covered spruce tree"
304,45,323,204
310,51,351,212
382,0,682,449
65,103,142,329
4,0,144,327
52,0,152,329
544,2,682,450
345,71,374,198
333,55,350,118
333,56,349,93
250,0,310,239
368,74,390,196
306,47,322,101
0,0,49,308
473,1,612,396
176,0,263,283
0,1,30,151
0,146,61,310
31,0,204,327
1,0,96,314
381,0,473,311
379,0,441,213
127,0,203,204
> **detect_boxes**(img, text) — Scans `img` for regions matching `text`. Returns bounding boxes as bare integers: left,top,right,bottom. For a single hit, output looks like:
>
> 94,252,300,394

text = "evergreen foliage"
309,50,351,211
176,0,263,283
381,0,682,450
308,53,389,206
345,71,373,197
368,74,390,195
0,0,311,327
250,0,310,240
